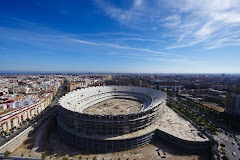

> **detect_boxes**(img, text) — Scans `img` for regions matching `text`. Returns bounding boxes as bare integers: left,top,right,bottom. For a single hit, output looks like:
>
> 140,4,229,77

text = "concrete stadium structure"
57,86,211,153
57,86,166,152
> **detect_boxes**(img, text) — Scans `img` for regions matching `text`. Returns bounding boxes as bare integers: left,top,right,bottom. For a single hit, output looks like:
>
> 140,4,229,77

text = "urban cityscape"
1,0,240,160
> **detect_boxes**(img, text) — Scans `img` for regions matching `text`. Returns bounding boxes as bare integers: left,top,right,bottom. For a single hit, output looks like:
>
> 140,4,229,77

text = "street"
214,131,240,160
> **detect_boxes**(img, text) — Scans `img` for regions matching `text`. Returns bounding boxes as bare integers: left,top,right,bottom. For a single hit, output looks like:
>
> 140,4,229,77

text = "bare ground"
201,102,225,112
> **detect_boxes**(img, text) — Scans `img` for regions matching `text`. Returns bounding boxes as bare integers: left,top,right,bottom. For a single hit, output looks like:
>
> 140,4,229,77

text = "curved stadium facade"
57,86,167,152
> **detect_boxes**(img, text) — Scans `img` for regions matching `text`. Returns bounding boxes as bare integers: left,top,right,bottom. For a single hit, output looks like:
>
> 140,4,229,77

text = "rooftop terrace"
158,105,209,142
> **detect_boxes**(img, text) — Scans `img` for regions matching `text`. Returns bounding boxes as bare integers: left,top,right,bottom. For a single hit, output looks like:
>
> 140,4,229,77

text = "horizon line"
0,71,240,75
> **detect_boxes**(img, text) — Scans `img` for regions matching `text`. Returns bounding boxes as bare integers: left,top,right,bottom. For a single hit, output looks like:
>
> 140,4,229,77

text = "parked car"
232,152,236,156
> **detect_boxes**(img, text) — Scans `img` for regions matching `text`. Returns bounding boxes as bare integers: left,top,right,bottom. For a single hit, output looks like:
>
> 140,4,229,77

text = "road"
0,155,40,160
214,131,240,160
225,134,240,160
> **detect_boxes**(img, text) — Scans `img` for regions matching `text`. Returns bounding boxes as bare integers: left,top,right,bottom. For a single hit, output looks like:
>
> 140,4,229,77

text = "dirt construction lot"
201,102,225,112
84,98,142,115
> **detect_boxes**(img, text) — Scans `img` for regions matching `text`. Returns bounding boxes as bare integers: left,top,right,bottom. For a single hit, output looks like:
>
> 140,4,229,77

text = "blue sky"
0,0,240,73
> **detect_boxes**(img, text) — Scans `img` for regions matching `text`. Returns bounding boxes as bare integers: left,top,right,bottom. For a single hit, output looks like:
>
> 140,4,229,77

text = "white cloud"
195,22,215,37
134,0,143,7
73,38,168,55
163,15,181,28
94,0,161,29
107,52,208,65
165,0,240,49
95,0,240,50
0,16,211,69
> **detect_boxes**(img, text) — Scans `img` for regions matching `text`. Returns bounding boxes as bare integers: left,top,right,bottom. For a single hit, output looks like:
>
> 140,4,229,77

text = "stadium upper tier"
59,86,167,115
57,86,167,152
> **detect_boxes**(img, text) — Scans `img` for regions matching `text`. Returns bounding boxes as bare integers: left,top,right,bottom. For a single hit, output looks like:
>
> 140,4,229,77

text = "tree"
4,150,11,157
222,156,229,160
41,153,46,160
62,157,69,160
55,153,61,159
18,81,23,86
93,157,97,160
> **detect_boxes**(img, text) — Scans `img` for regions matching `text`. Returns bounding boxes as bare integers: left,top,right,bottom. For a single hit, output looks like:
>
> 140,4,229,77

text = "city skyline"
1,0,240,73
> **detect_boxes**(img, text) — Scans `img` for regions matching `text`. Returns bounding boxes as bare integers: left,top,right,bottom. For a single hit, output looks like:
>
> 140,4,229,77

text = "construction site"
11,105,210,160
